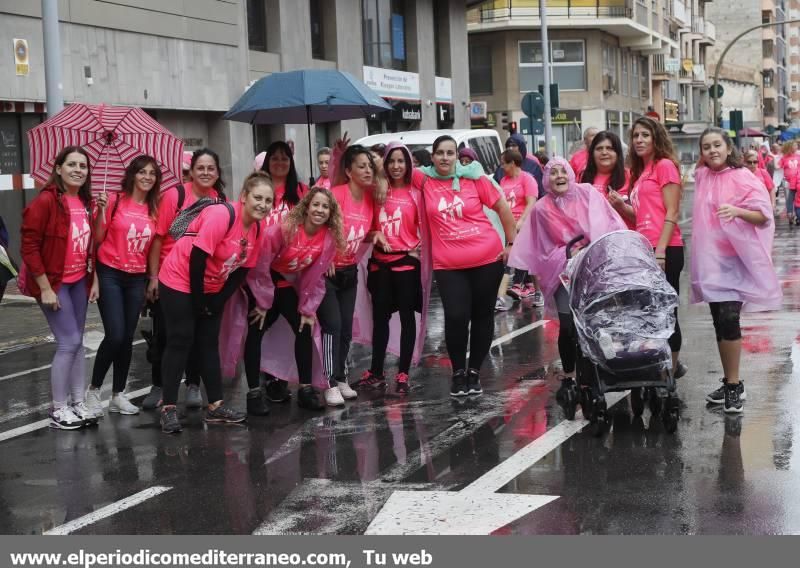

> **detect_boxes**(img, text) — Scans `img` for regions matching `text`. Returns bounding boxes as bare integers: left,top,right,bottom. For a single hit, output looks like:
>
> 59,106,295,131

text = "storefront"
533,109,582,157
436,77,454,129
364,66,422,135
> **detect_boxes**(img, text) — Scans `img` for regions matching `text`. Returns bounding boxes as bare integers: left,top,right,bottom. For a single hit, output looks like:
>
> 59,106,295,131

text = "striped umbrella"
28,103,183,193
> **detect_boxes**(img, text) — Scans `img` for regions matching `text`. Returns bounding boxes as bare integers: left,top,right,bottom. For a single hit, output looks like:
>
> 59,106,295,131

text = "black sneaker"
450,370,468,397
354,370,387,390
674,361,688,379
706,378,747,404
160,406,182,434
466,368,483,395
246,388,270,416
204,403,247,424
265,379,291,403
297,386,325,410
724,382,744,414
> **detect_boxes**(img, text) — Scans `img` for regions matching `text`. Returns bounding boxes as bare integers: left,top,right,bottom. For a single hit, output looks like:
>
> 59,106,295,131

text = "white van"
356,129,503,175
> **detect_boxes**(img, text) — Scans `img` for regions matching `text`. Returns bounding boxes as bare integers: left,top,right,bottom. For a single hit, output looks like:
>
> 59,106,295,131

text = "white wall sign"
363,66,420,101
435,76,452,103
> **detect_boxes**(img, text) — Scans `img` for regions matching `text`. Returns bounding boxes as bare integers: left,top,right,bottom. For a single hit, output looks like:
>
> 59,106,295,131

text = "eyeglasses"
745,160,758,165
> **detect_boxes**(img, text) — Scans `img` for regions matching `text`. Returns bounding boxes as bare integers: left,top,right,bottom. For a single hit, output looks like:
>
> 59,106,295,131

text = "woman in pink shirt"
358,142,428,394
141,149,228,410
692,128,780,413
318,145,377,406
86,156,160,417
259,141,309,227
156,172,273,433
219,187,345,414
19,146,99,429
780,141,799,224
744,150,776,208
581,131,634,229
416,135,516,397
612,117,685,377
498,149,539,304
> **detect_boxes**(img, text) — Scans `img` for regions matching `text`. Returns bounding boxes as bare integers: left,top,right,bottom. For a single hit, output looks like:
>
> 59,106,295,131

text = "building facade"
0,1,470,261
789,0,800,124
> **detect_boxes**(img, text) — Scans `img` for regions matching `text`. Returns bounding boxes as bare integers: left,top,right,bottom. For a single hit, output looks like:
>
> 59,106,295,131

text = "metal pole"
42,0,64,117
540,0,553,155
713,18,800,126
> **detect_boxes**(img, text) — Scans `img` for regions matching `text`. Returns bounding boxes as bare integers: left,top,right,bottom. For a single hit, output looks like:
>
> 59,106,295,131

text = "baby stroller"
556,230,680,435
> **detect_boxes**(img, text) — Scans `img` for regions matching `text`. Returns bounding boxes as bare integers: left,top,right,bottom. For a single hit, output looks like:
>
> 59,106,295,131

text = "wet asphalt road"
1,188,800,535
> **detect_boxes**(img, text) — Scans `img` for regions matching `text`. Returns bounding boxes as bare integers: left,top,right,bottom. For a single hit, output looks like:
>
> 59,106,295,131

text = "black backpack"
168,198,236,240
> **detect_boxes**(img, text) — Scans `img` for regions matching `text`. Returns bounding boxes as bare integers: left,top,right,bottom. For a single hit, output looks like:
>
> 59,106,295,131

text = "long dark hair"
190,148,227,201
261,141,301,207
122,155,161,219
628,117,680,190
582,131,627,191
383,146,413,186
698,127,743,169
333,145,375,187
45,146,92,209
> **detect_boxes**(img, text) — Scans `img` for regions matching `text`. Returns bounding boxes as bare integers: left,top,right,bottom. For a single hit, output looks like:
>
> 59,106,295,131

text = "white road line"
43,486,172,535
0,339,146,383
0,386,152,443
463,390,629,494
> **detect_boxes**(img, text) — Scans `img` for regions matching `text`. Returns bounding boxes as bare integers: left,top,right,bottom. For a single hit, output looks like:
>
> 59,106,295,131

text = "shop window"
469,42,493,95
362,0,408,71
519,40,586,92
247,0,267,52
310,0,325,60
0,114,44,175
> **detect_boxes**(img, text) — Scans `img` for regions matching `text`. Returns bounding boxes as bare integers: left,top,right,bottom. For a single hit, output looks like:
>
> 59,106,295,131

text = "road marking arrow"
365,391,629,535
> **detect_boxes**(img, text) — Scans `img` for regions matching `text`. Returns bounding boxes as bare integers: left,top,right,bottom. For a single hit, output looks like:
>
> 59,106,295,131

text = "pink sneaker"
395,372,410,394
507,284,524,300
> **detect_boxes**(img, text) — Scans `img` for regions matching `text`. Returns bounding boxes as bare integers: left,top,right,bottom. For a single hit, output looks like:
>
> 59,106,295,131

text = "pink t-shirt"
62,195,91,283
589,170,631,197
629,159,683,248
267,183,309,228
755,168,775,194
569,148,589,180
271,225,327,287
332,184,374,268
96,195,155,273
781,153,800,184
371,186,420,271
499,171,537,220
155,183,221,264
159,201,263,294
416,172,503,270
315,176,331,190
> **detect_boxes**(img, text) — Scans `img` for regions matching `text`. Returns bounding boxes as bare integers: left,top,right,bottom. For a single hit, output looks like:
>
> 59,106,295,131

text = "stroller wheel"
630,387,645,417
662,395,680,434
591,397,609,437
556,378,578,420
647,388,663,416
580,388,593,421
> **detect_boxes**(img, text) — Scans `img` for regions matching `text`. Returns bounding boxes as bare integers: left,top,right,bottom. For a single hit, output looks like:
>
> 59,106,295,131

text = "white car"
356,129,503,175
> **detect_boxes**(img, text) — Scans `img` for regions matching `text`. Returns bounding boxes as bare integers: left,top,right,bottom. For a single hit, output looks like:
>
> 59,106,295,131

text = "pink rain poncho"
508,157,626,309
219,222,337,390
351,142,433,365
690,166,781,312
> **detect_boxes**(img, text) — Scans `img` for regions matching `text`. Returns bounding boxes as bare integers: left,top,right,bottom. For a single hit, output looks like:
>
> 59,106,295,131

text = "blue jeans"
90,263,146,392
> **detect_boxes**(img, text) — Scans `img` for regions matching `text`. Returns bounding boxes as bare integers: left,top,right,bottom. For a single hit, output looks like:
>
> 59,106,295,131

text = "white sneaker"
324,386,346,407
86,388,105,417
336,381,358,400
49,406,84,430
71,401,99,424
110,392,140,415
495,297,511,312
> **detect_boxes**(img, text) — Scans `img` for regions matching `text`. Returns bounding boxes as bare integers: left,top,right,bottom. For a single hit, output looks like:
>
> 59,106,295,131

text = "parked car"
356,129,503,175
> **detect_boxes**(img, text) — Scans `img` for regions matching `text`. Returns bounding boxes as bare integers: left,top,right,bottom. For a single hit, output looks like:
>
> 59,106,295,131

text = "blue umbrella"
224,69,392,182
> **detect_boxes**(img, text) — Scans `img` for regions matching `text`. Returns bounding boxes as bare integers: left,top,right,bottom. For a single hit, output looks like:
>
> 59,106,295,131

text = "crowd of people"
15,118,781,433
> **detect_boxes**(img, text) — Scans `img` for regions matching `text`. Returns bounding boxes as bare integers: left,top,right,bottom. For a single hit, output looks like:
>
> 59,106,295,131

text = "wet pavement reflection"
2,190,800,534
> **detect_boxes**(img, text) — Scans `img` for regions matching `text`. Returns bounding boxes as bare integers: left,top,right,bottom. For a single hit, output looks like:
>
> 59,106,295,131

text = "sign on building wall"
435,77,452,103
470,102,488,120
14,39,29,76
363,66,420,101
664,100,680,123
664,58,680,74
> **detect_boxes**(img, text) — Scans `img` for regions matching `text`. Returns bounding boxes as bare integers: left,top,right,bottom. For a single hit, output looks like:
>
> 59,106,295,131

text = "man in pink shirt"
569,127,599,180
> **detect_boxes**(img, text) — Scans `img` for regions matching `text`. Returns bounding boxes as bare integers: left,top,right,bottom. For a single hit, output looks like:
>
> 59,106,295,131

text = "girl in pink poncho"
692,128,781,414
508,157,625,389
219,188,344,413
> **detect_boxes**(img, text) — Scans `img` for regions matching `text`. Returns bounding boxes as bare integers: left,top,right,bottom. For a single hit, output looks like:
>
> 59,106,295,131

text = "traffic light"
500,111,509,131
538,83,560,117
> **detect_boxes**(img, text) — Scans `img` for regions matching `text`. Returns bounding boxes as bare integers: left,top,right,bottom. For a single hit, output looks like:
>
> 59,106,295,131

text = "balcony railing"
692,17,705,35
474,0,633,22
672,0,688,25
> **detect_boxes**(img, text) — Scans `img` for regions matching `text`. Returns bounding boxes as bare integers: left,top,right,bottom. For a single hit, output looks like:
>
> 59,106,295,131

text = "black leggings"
434,260,504,373
159,283,224,406
710,301,743,342
664,246,684,353
243,283,313,389
317,265,358,385
149,298,201,388
555,286,577,374
367,265,421,375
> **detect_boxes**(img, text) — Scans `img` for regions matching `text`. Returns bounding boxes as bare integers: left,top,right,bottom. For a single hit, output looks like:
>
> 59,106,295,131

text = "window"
640,56,649,98
602,42,619,90
519,40,586,92
469,42,493,95
621,53,629,96
362,0,407,71
466,137,502,175
631,56,639,99
310,0,324,60
0,114,44,175
247,0,267,52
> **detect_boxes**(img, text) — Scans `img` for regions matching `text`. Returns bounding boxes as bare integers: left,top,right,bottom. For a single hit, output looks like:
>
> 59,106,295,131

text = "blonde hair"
240,171,273,196
283,187,346,252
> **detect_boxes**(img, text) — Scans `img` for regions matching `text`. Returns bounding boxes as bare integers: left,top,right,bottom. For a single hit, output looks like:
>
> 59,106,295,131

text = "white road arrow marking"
365,391,629,535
